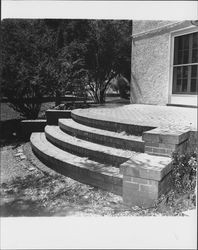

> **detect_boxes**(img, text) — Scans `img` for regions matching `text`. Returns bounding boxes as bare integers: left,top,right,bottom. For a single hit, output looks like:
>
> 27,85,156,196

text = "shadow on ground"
0,119,23,145
0,173,79,216
0,169,126,217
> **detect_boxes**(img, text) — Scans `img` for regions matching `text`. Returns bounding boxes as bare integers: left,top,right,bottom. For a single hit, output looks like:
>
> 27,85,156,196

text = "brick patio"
76,104,197,131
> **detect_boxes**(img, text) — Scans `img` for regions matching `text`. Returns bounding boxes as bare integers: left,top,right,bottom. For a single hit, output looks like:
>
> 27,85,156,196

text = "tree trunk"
55,90,61,106
99,88,106,104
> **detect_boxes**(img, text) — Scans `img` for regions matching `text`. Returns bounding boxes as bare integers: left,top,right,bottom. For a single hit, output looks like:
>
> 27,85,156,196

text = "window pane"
174,38,181,64
175,79,182,92
191,65,198,78
177,36,182,50
182,66,188,78
177,67,182,78
177,51,183,64
190,79,197,92
174,38,179,65
192,48,198,63
174,33,198,65
183,35,189,50
173,67,177,78
182,50,189,64
182,79,187,92
193,32,198,49
176,79,182,92
174,37,181,65
173,68,177,93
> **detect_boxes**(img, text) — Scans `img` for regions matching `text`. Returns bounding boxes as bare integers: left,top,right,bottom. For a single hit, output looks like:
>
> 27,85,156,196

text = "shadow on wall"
130,72,142,104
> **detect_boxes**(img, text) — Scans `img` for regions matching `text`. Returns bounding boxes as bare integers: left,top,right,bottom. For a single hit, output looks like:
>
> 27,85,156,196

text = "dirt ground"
0,142,196,217
0,142,128,216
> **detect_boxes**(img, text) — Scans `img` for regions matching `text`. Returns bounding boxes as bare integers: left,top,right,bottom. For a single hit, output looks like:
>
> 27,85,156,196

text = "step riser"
31,141,122,195
45,130,128,166
71,112,154,136
59,121,145,152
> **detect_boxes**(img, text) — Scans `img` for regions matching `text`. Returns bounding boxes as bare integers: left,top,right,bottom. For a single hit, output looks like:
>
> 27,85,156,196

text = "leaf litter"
0,142,196,216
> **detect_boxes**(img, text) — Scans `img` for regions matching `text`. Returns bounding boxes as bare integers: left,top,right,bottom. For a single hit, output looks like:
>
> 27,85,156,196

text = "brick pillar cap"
120,152,172,181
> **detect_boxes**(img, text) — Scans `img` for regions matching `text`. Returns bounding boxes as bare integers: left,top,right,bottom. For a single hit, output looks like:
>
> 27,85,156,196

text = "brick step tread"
59,118,142,141
45,125,135,165
30,133,122,195
71,109,154,135
120,153,172,181
59,119,144,151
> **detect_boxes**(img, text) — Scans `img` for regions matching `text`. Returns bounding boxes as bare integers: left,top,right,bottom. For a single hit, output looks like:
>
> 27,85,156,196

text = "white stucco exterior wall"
130,20,194,105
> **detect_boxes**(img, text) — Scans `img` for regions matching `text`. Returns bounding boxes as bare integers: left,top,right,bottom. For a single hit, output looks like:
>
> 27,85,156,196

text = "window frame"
169,26,198,97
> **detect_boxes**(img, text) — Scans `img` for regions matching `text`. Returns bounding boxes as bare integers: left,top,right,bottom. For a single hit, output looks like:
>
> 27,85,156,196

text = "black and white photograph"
0,1,197,249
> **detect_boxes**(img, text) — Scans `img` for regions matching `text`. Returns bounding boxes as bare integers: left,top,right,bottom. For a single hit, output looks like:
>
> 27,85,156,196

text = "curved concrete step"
45,125,135,166
30,132,122,195
71,109,154,135
59,119,144,152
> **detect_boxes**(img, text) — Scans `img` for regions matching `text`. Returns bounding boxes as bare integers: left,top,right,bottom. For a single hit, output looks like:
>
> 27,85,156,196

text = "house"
130,20,198,107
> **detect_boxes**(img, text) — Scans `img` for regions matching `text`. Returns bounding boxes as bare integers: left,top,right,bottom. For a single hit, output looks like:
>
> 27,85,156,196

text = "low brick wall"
46,110,71,125
20,119,46,140
142,127,190,157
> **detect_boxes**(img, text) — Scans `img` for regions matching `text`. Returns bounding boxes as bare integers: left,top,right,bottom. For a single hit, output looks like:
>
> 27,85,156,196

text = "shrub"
1,19,53,119
171,151,197,194
155,152,197,214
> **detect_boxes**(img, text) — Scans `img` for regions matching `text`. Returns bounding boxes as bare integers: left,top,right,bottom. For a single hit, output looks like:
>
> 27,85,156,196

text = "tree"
110,75,130,99
82,20,132,103
1,19,56,118
1,19,76,118
44,41,87,104
45,19,132,104
1,19,132,118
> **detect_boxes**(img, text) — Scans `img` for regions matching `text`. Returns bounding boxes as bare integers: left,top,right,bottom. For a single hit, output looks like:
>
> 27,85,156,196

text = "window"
172,32,198,94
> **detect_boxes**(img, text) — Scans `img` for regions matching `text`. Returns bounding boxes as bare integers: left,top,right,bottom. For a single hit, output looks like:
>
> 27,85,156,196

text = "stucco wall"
130,20,193,105
131,31,170,105
133,20,175,34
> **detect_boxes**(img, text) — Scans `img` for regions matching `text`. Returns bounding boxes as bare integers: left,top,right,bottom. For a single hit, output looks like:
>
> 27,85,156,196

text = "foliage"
171,151,197,193
1,19,81,118
149,151,197,215
1,20,55,118
1,19,132,118
83,20,132,103
47,19,132,104
43,20,88,105
110,75,130,99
